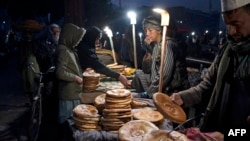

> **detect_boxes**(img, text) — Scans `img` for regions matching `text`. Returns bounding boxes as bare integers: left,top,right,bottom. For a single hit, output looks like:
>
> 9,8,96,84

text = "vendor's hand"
170,93,183,106
126,80,133,89
118,74,129,88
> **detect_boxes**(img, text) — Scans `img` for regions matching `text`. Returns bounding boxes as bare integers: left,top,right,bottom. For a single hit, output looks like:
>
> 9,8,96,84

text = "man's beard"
52,35,59,45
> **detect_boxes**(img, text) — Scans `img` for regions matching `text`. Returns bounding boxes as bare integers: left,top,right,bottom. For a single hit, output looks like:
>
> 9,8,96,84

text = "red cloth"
180,127,224,141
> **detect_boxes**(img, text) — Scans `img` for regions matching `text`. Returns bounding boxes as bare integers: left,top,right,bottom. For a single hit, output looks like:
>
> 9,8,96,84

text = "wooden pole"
154,9,169,92
108,37,117,64
158,26,167,92
132,24,138,69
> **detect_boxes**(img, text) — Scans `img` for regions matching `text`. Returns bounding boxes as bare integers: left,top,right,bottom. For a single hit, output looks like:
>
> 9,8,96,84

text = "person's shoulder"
57,44,68,51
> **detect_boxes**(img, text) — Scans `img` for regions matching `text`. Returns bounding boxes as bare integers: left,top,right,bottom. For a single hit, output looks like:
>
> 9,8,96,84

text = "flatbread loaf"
153,92,186,124
119,120,159,141
133,108,164,123
73,104,100,118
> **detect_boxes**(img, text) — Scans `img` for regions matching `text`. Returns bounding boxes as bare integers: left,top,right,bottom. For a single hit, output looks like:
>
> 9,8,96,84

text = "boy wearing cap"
130,15,190,98
171,0,250,136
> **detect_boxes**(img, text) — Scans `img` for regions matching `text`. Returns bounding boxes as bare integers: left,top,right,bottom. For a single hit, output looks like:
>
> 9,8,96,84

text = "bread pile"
100,89,133,133
73,104,101,131
93,93,106,112
82,69,100,92
107,64,126,74
133,108,164,127
93,94,148,112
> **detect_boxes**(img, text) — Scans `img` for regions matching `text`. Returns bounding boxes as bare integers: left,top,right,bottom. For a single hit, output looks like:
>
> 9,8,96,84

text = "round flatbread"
73,104,100,118
103,108,131,113
94,93,106,105
73,116,99,124
106,83,125,90
153,92,186,124
119,120,159,141
133,108,164,123
101,117,131,123
106,89,131,98
142,129,189,141
105,103,131,109
103,114,132,119
131,99,148,108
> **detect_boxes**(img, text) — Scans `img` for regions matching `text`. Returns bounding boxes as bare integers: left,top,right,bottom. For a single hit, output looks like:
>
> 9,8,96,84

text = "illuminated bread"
133,108,164,123
131,99,148,108
73,116,99,124
107,64,126,73
106,83,125,90
119,120,159,141
93,93,106,111
153,92,186,124
104,103,131,109
103,108,131,113
82,69,100,92
73,104,100,119
106,89,131,98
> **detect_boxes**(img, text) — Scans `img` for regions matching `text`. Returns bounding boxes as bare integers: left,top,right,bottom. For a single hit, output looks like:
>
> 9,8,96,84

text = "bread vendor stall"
65,66,191,141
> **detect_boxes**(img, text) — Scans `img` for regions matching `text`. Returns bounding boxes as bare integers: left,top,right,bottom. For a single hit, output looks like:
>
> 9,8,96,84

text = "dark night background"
1,0,64,21
0,0,224,37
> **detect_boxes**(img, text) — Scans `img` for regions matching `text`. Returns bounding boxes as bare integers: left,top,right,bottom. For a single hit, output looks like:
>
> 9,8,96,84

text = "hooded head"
82,26,102,49
221,0,250,12
58,23,86,49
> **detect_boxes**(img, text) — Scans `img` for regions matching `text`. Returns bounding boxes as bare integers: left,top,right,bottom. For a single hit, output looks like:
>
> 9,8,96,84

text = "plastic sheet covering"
67,118,119,141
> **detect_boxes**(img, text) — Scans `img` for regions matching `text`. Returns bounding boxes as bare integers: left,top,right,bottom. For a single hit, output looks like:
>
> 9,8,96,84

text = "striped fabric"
147,40,175,97
132,38,176,98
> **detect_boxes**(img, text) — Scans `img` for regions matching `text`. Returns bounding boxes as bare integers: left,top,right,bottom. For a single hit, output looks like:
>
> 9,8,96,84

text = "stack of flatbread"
73,104,101,131
100,89,133,133
82,69,100,92
107,64,126,74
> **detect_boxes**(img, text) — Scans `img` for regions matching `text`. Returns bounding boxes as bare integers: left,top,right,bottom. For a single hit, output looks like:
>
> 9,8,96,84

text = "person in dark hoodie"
76,26,129,88
55,23,86,124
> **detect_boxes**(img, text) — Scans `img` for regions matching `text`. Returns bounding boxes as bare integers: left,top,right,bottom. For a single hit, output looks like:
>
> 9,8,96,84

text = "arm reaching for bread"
170,93,184,106
118,74,130,88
